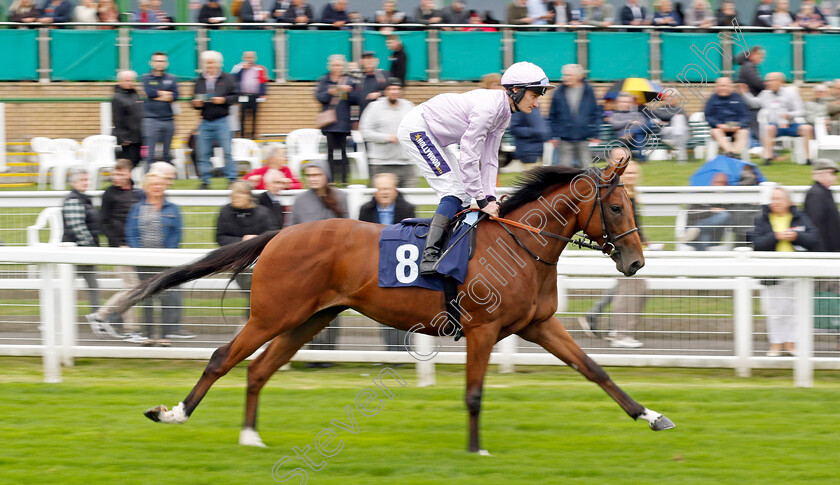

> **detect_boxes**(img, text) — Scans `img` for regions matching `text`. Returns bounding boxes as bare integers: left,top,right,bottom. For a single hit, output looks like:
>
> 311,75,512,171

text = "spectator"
112,70,144,169
795,2,825,29
243,142,301,190
149,0,173,25
133,0,155,25
771,0,794,28
387,34,407,87
441,0,469,26
652,0,682,26
511,104,551,166
414,0,443,25
256,168,289,228
620,0,649,25
684,0,714,28
479,72,503,90
464,9,498,31
832,79,840,134
320,0,349,28
192,50,239,189
85,159,142,339
375,0,406,26
548,0,575,25
291,160,347,366
682,172,734,250
97,0,120,26
610,93,657,159
239,0,270,23
741,72,814,166
804,159,840,252
216,181,278,319
73,0,98,28
525,0,553,25
38,0,73,23
232,51,269,140
704,76,750,158
141,51,179,168
62,167,101,319
804,84,834,128
279,0,314,26
581,0,616,26
735,45,765,143
801,0,828,21
356,51,389,115
359,78,417,187
148,160,177,186
547,64,601,168
9,0,42,24
753,0,774,26
716,0,739,25
751,186,819,356
198,0,226,25
507,0,534,25
315,54,357,185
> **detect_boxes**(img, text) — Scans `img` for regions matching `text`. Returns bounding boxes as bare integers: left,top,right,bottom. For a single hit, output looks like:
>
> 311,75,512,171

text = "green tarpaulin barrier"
513,32,576,80
661,33,723,82
734,33,792,80
130,30,197,81
50,30,118,81
287,30,352,81
208,30,275,80
363,31,428,81
439,31,502,81
803,34,840,82
587,32,650,81
0,30,38,81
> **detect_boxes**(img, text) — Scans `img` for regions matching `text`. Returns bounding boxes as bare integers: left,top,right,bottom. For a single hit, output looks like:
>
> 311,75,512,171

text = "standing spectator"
198,0,227,24
548,0,575,25
771,0,794,28
752,186,819,356
133,0,156,25
753,0,774,26
549,63,602,167
97,0,120,27
291,160,347,366
359,78,417,187
149,0,173,25
126,172,187,347
38,0,73,23
62,167,102,321
441,0,469,26
320,0,349,28
652,0,682,26
716,0,739,25
375,0,406,26
795,2,825,29
356,51,389,116
414,0,443,25
735,45,765,144
73,0,98,27
86,159,142,339
507,0,534,25
804,159,840,252
216,181,278,319
479,72,503,90
526,0,554,25
193,50,239,189
256,168,289,228
141,51,179,167
511,104,551,166
387,35,407,87
112,70,144,169
315,54,357,185
243,142,301,190
280,0,314,26
581,0,616,26
621,0,649,25
684,0,714,28
704,76,750,158
232,51,269,140
9,0,42,24
239,0,270,23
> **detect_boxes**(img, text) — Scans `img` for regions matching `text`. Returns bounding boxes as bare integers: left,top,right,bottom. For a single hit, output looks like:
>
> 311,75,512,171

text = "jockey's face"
515,88,541,114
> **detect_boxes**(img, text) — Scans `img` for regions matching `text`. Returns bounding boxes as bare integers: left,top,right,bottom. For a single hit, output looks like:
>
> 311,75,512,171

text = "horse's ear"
601,147,631,182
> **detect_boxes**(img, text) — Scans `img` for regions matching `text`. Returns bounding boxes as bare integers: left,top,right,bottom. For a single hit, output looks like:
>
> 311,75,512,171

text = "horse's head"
576,156,645,277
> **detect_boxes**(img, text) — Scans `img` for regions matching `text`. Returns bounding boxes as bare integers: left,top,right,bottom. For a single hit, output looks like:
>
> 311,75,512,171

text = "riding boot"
419,214,452,276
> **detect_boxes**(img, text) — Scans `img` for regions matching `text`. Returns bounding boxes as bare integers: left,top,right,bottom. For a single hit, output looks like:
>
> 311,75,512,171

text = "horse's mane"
499,166,590,217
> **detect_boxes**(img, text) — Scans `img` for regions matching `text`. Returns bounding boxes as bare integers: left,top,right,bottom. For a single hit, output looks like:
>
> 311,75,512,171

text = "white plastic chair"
231,138,263,172
32,137,54,190
757,109,813,165
26,207,64,246
36,138,80,190
172,147,188,180
814,116,840,158
695,111,751,161
348,131,370,181
81,135,117,189
286,128,326,177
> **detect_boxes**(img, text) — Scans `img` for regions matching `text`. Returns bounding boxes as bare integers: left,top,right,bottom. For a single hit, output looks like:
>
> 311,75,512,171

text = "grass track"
2,357,839,484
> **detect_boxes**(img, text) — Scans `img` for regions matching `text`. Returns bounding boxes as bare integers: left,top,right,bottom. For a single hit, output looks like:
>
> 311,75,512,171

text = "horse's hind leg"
239,308,343,447
143,319,278,424
518,317,675,431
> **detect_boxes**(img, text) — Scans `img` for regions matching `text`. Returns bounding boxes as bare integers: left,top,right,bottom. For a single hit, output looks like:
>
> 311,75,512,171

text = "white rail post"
414,333,436,387
345,184,366,220
0,103,6,173
556,274,568,313
498,335,517,373
794,278,814,388
58,263,76,367
39,263,62,383
733,248,753,377
100,102,112,136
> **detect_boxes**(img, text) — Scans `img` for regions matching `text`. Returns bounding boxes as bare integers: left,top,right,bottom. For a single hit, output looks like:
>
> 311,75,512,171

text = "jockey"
397,61,555,275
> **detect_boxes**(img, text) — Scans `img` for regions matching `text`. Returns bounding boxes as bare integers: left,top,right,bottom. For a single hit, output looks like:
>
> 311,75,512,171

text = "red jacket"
243,165,302,190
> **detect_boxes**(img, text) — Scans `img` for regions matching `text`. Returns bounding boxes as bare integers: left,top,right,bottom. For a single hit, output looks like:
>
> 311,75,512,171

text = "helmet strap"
506,87,525,112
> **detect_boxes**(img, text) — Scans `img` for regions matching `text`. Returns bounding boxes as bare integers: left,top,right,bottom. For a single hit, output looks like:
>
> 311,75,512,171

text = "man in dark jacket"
805,159,840,252
387,35,407,86
620,0,649,25
63,167,101,318
256,168,288,228
735,46,765,144
112,70,144,168
320,0,349,28
356,51,389,115
192,50,239,189
548,63,602,167
704,77,750,157
37,0,72,23
511,106,551,165
752,0,773,26
141,52,179,166
358,172,416,225
279,0,314,27
238,0,269,23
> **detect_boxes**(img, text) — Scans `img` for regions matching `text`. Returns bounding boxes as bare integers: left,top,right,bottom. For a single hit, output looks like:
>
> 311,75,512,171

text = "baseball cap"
813,159,839,173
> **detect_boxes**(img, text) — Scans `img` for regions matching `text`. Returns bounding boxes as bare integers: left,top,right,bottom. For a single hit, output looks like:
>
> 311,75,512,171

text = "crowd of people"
2,1,839,30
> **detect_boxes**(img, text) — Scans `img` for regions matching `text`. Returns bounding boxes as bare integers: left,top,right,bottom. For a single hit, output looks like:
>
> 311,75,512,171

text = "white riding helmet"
501,62,556,106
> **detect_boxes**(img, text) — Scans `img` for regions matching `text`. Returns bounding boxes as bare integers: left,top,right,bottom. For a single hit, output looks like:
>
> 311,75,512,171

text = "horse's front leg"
518,317,675,431
464,325,498,454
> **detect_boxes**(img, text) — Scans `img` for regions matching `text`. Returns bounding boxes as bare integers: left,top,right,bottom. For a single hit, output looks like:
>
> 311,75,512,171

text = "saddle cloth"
378,218,471,291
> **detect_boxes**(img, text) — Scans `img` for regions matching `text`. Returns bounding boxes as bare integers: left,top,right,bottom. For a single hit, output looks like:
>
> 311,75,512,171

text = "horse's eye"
611,205,622,214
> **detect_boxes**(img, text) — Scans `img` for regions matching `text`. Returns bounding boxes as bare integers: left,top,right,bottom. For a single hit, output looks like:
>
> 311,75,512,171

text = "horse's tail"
106,230,280,317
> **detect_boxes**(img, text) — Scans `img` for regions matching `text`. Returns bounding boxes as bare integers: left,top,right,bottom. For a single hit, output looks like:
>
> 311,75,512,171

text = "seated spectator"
239,0,270,23
805,84,834,130
511,105,551,166
38,0,73,23
795,2,825,29
198,0,226,25
831,79,840,134
646,100,689,157
279,0,314,26
479,72,503,90
580,0,616,26
97,0,120,26
441,0,469,28
684,0,714,28
9,0,42,24
652,0,682,26
771,0,794,28
682,172,733,250
751,186,819,356
414,0,443,25
704,77,750,158
320,0,349,29
73,0,98,28
716,0,739,25
609,93,657,159
148,161,177,186
741,72,814,165
620,0,649,25
256,168,289,228
753,0,774,26
375,0,406,26
359,78,417,187
358,172,416,225
62,167,101,319
243,143,301,190
548,63,602,168
508,0,534,25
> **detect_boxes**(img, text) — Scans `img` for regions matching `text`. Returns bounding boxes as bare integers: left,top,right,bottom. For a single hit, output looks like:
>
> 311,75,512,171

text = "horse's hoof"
650,414,676,431
144,405,165,422
478,449,492,457
239,428,268,448
144,402,188,424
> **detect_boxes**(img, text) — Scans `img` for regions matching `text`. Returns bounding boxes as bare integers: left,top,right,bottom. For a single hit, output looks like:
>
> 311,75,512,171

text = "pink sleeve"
459,106,497,200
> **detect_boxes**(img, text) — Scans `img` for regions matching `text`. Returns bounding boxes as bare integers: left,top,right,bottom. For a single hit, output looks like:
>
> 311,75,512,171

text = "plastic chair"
36,138,80,190
81,135,117,189
757,109,811,165
286,128,326,177
26,207,64,246
814,116,840,158
32,137,54,190
231,138,263,172
347,131,370,181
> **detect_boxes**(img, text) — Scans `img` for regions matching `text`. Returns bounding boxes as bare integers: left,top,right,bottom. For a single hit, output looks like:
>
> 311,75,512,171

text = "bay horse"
108,159,674,453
